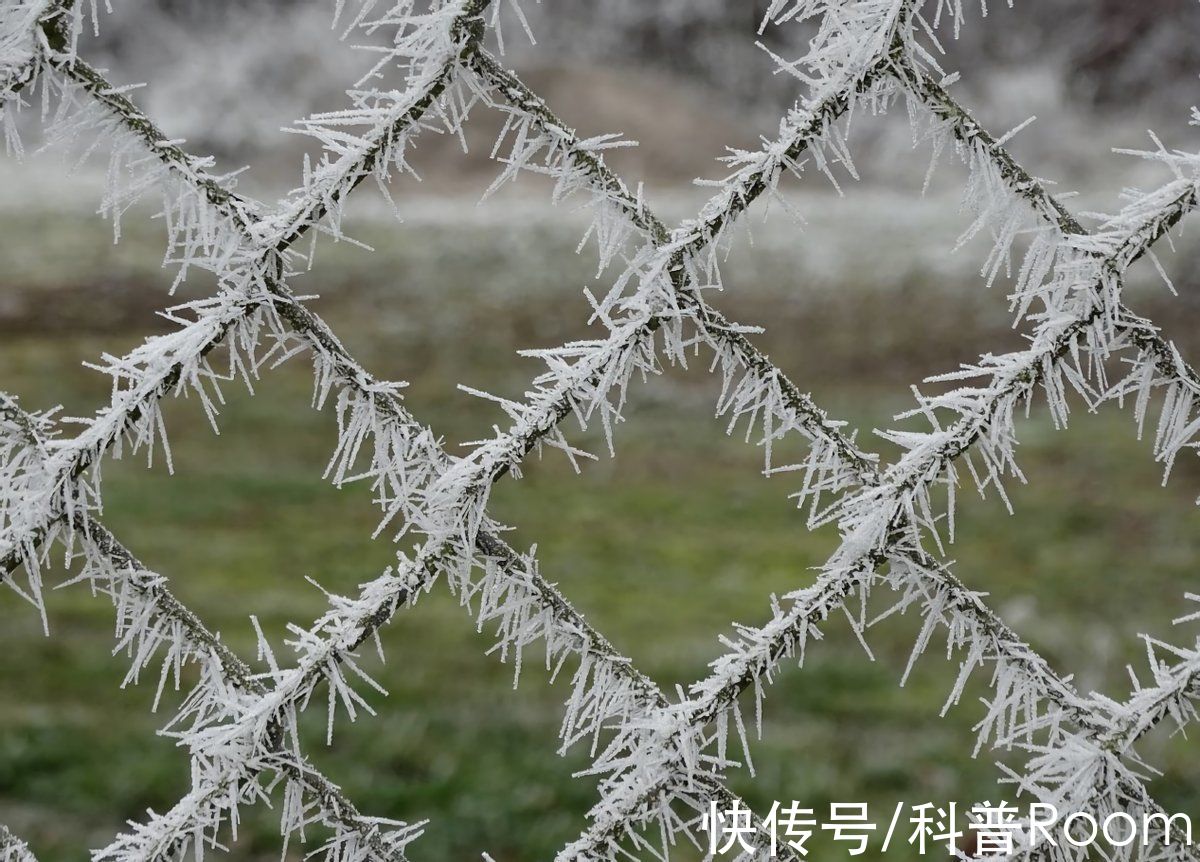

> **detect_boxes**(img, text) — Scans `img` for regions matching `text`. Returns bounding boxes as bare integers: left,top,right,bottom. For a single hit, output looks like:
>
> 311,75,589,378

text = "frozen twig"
0,824,35,862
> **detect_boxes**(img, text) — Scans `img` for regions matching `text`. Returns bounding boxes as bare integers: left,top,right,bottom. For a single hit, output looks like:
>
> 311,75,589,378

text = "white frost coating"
3,1,1200,861
0,0,484,615
0,824,36,862
0,399,424,862
561,179,1200,862
0,0,490,858
473,4,1200,860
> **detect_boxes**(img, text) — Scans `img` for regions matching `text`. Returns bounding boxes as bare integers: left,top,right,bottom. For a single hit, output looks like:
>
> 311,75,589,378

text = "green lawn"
1,207,1198,860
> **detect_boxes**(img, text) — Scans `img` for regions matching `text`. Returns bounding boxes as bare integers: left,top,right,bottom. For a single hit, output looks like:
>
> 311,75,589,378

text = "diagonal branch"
0,2,494,856
0,824,35,862
893,56,1200,859
0,0,492,611
463,27,1186,862
142,9,922,862
554,167,1197,859
0,393,422,862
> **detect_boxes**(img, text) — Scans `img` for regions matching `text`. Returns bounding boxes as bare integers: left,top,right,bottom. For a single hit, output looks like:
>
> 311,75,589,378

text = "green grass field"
1,203,1198,860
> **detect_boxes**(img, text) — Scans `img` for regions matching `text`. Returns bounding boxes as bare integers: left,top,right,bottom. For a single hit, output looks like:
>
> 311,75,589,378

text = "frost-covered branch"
0,0,492,612
897,60,1200,424
465,8,1174,858
1013,616,1200,860
0,290,275,616
459,6,1188,855
0,1,499,854
551,164,1197,861
1100,637,1200,754
0,392,423,862
878,61,1200,862
141,8,930,861
0,394,55,600
0,824,35,862
0,0,77,105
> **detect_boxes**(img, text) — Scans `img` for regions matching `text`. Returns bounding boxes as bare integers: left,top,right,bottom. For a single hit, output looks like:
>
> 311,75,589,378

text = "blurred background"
3,1,1200,859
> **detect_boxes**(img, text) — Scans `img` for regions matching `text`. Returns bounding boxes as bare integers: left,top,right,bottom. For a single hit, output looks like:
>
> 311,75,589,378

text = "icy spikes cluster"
2,0,1200,860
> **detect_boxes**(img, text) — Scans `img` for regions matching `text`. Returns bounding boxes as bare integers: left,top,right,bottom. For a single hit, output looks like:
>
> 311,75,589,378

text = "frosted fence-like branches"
463,10,1200,859
0,397,423,862
0,0,489,857
0,0,486,602
3,0,1200,860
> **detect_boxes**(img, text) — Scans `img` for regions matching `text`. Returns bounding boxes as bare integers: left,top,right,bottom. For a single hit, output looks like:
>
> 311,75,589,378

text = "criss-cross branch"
463,42,1114,861
5,2,1200,861
549,151,1197,859
892,56,1200,860
458,9,1197,859
0,0,490,613
0,394,423,862
2,5,796,860
125,8,925,862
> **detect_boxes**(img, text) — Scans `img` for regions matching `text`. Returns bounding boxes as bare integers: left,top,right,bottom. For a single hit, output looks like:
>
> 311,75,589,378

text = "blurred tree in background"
99,0,1200,114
